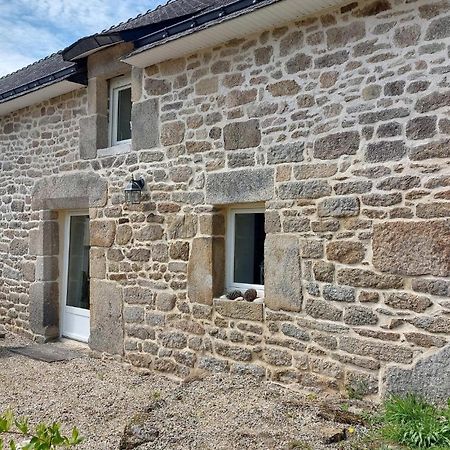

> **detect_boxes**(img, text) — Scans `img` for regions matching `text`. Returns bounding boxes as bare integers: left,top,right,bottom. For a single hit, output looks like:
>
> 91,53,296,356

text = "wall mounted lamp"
124,176,145,204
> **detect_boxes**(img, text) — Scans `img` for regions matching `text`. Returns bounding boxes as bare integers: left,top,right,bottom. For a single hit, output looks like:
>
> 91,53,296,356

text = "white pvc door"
60,212,90,342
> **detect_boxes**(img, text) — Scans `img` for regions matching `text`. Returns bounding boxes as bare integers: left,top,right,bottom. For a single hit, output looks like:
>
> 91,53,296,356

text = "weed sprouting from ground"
379,395,450,449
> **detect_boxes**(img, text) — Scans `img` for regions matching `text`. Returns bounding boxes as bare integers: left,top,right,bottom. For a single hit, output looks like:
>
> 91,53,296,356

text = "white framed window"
109,76,132,146
226,206,265,296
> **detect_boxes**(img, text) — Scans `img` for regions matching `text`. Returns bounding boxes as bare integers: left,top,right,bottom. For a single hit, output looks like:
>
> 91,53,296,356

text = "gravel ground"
0,333,371,449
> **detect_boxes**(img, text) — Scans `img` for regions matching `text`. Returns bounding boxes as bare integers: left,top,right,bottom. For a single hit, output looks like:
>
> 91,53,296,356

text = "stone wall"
0,90,87,337
1,0,450,400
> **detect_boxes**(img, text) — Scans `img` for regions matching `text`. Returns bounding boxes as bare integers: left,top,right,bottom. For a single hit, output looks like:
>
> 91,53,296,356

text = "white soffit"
124,0,344,68
0,81,85,117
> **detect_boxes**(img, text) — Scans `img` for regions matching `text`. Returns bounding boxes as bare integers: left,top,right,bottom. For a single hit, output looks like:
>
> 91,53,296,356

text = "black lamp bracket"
131,176,145,189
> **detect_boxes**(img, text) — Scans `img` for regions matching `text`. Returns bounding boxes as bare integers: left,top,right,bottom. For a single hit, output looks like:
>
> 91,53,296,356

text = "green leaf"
0,410,14,433
15,417,29,435
69,428,83,445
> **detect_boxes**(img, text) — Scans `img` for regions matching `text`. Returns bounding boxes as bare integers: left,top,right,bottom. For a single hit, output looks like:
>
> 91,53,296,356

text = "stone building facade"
0,0,449,401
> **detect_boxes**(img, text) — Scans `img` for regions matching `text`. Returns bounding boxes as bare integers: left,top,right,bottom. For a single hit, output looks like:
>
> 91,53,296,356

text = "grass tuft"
379,395,450,449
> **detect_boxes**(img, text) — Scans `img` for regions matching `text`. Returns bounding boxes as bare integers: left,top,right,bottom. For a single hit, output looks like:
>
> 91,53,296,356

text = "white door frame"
59,210,90,343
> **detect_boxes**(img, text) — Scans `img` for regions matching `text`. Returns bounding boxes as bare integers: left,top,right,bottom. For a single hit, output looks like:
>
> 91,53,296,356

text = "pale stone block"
265,234,302,312
90,280,124,355
29,281,59,340
205,168,274,205
187,237,224,305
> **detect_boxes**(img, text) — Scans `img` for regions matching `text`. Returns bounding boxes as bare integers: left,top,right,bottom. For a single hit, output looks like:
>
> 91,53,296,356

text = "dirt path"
0,333,369,449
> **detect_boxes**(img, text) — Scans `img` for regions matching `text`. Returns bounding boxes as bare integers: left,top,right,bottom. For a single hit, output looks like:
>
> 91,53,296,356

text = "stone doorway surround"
29,172,107,342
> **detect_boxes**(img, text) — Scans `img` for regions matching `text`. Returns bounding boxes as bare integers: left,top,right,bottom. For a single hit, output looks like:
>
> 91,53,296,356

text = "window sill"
213,298,264,322
97,141,131,158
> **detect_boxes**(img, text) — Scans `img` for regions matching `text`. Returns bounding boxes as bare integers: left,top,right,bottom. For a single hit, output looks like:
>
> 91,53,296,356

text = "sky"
0,0,167,77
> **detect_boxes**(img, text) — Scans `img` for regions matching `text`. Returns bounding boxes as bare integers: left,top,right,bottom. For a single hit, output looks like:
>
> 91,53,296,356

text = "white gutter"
123,0,345,68
0,81,85,117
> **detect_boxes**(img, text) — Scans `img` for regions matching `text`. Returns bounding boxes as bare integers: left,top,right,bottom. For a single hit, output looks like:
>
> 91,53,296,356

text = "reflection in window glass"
66,215,90,310
233,212,265,285
116,87,132,142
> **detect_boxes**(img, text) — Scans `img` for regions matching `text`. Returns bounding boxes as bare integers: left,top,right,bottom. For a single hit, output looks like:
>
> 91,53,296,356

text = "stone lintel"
205,168,274,205
31,172,107,210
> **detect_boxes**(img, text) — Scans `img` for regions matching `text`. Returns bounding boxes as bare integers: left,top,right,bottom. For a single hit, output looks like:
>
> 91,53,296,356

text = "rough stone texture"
1,0,450,401
187,237,224,305
318,197,360,217
385,345,450,403
79,114,107,159
223,120,261,150
305,298,343,322
214,299,263,322
373,221,450,277
313,132,360,159
385,292,433,313
205,168,274,205
131,98,160,150
90,221,116,247
365,140,407,162
31,173,107,210
265,235,302,312
339,336,413,364
279,181,332,200
323,284,355,303
326,241,365,264
90,280,124,355
337,269,403,289
343,306,378,326
29,282,59,340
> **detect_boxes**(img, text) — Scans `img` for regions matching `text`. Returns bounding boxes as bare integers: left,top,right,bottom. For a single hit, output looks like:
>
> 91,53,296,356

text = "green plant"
152,390,161,400
0,410,82,450
346,381,368,400
379,395,450,449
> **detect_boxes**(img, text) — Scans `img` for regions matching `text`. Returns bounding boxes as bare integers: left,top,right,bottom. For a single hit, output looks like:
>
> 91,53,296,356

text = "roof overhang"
63,34,123,61
123,0,345,68
0,80,85,116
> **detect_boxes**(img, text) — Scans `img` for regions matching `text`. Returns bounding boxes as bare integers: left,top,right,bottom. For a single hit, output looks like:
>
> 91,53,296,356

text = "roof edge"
0,80,86,117
0,62,87,103
123,0,345,68
133,0,277,52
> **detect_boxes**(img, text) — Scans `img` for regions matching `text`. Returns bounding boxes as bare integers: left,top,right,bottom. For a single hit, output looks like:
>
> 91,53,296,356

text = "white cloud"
0,0,166,77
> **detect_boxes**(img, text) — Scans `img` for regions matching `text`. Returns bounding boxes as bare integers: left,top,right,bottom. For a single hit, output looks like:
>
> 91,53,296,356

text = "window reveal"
234,212,265,285
227,208,265,296
109,76,132,146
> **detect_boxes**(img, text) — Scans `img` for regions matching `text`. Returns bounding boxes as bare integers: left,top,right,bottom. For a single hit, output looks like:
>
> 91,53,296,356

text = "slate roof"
0,53,80,101
0,0,272,106
106,0,232,32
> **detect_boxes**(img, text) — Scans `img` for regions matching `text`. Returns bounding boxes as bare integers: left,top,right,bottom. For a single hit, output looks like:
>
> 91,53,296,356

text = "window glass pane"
116,87,131,142
66,216,90,310
234,212,265,285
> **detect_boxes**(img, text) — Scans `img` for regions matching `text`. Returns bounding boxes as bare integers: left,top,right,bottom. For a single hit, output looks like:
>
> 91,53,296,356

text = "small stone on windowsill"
219,294,264,304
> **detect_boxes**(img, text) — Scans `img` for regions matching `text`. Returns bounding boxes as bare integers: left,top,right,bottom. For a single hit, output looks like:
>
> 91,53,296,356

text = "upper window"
109,76,132,146
226,207,265,296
